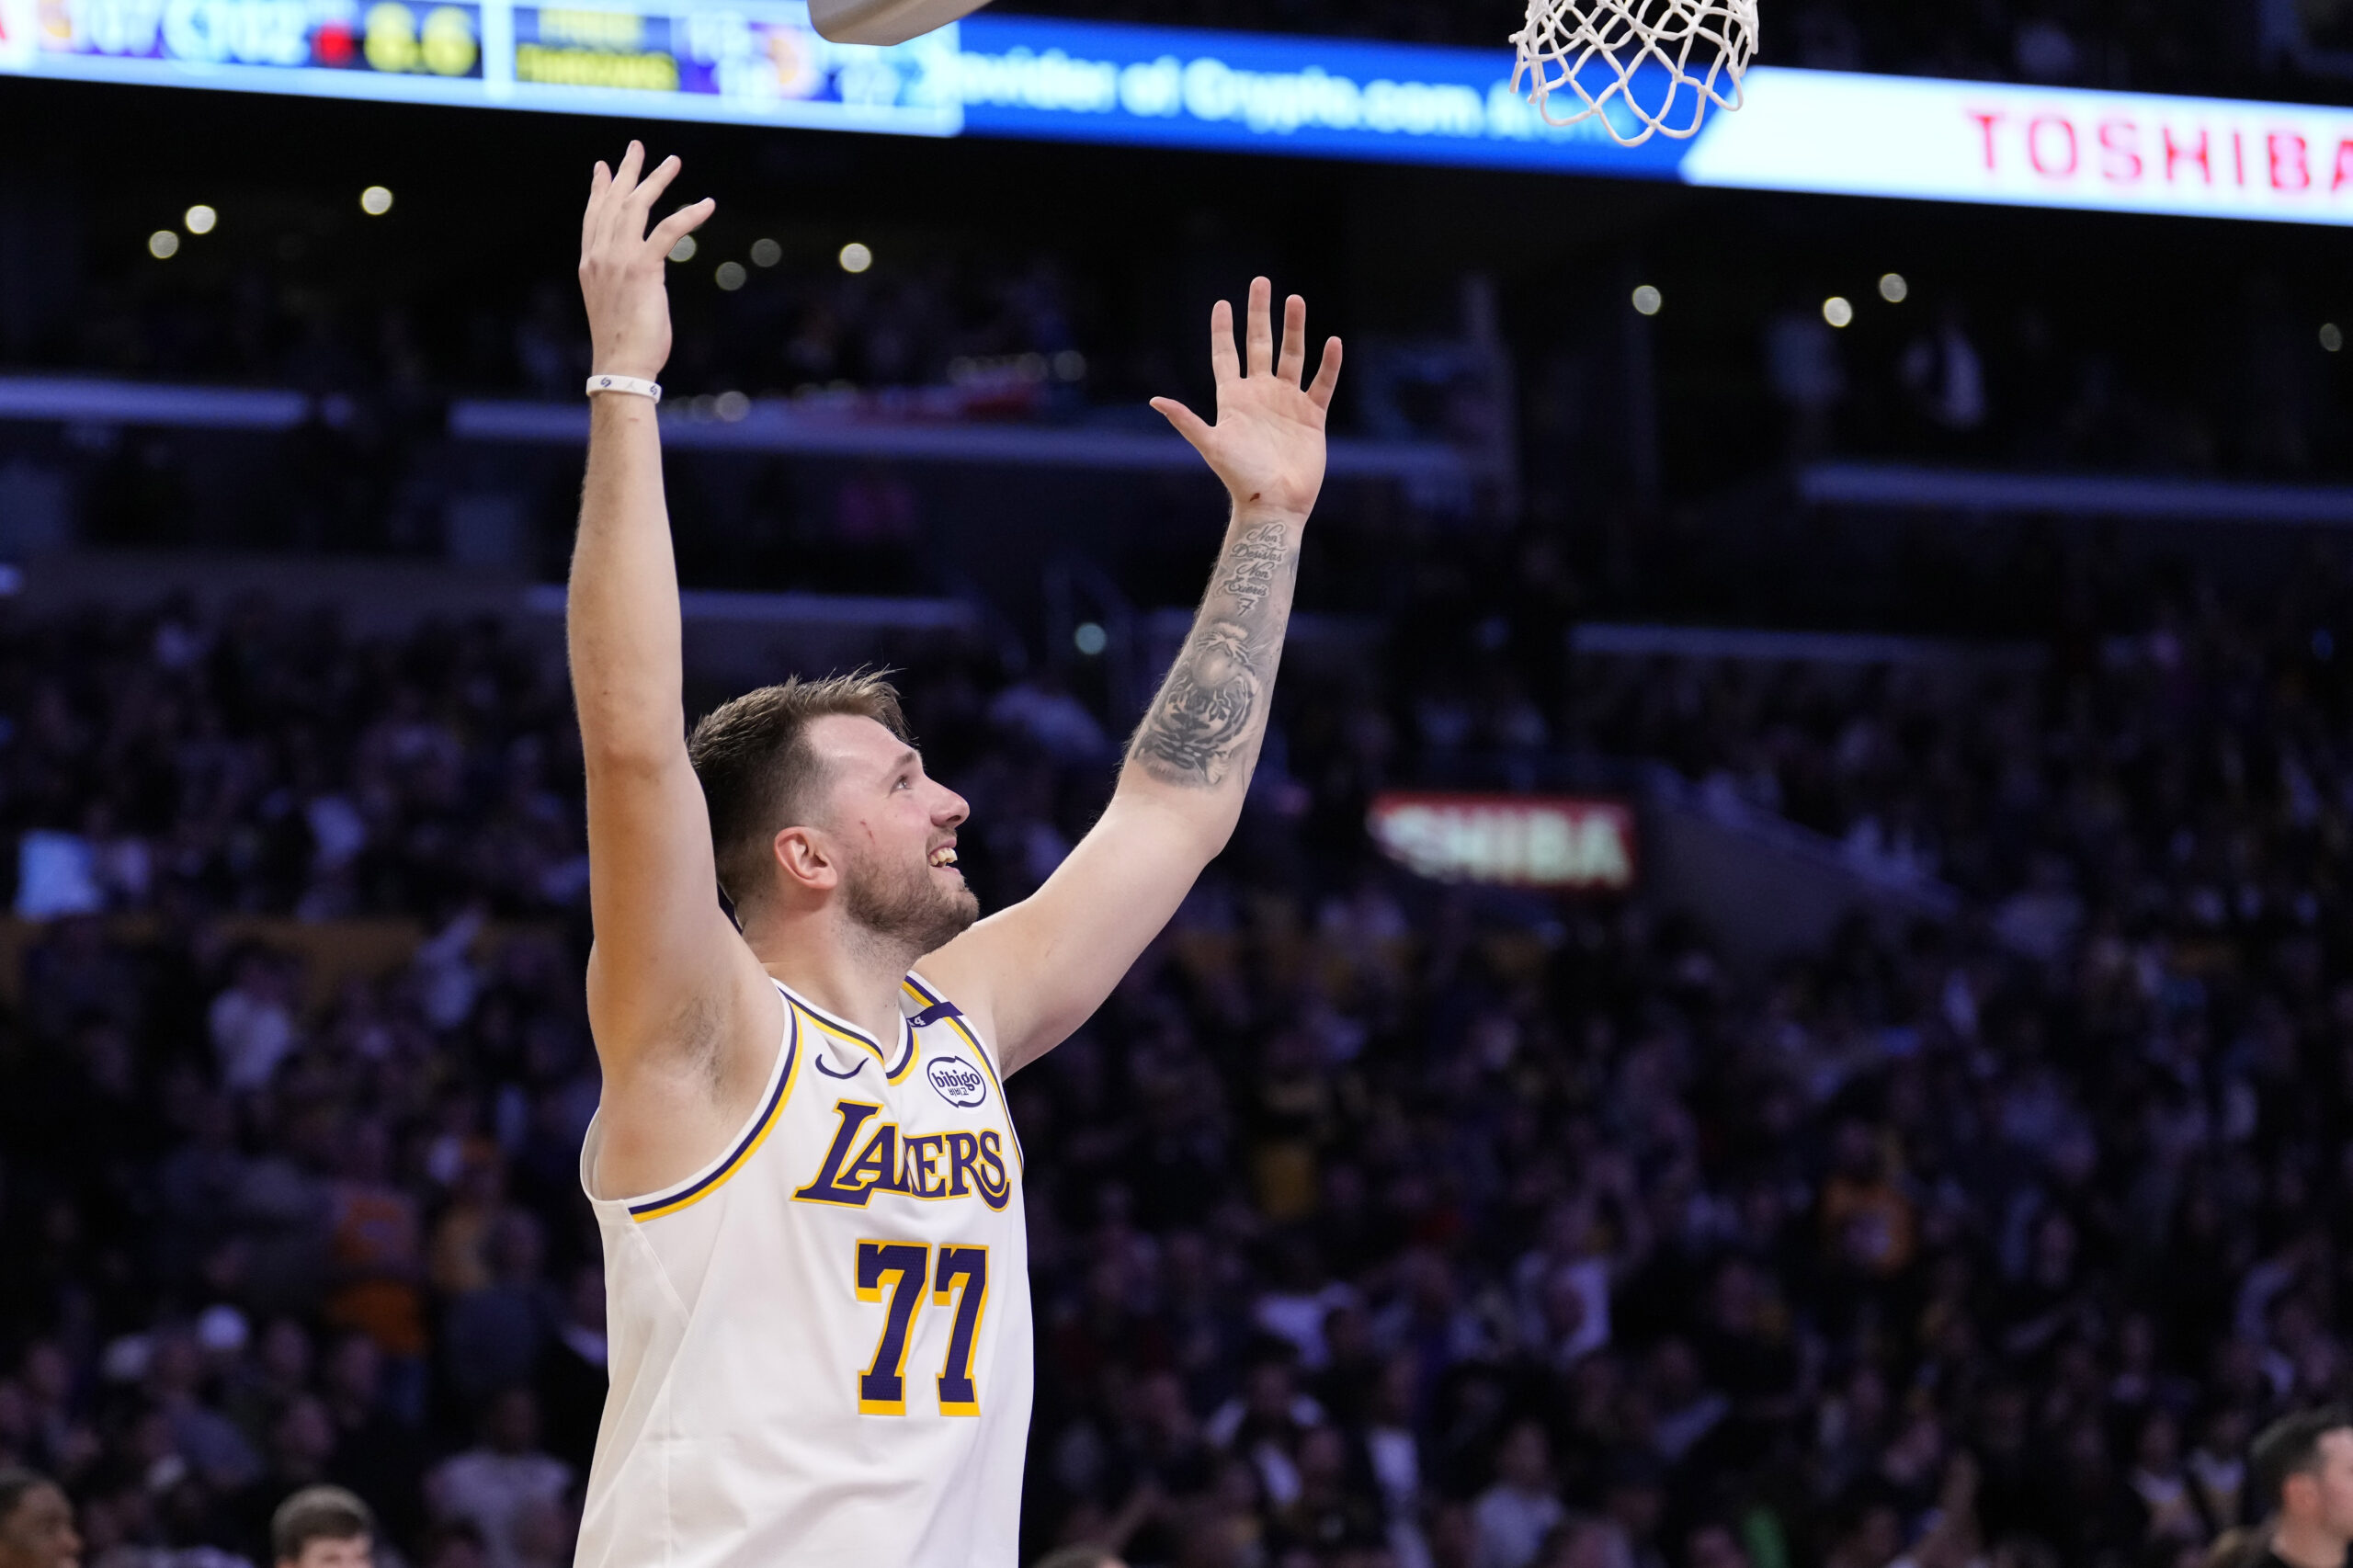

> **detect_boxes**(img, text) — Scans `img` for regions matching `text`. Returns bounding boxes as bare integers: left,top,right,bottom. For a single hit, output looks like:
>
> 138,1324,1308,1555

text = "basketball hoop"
1511,0,1757,147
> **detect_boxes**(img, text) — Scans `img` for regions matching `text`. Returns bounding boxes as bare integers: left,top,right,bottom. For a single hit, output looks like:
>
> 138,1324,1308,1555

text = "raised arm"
925,278,1341,1070
569,146,778,1182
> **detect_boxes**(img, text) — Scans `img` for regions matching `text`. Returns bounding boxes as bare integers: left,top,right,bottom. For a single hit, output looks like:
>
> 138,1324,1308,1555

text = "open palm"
578,141,715,383
1153,278,1343,520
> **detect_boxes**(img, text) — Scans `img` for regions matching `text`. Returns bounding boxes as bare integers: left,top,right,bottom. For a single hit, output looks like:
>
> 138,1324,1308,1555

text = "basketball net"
1511,0,1757,147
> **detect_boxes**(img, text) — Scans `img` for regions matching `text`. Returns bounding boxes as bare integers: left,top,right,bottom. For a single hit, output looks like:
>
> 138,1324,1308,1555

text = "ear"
773,824,840,895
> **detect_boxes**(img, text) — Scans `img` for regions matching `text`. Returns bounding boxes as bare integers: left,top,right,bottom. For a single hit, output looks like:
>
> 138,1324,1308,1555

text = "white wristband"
586,374,663,403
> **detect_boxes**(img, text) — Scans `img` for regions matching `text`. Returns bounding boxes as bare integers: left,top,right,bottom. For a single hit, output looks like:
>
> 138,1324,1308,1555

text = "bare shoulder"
585,935,786,1199
907,929,1009,1063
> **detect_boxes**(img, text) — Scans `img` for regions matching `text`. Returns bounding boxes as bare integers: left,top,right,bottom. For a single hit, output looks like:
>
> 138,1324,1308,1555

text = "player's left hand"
1153,278,1343,521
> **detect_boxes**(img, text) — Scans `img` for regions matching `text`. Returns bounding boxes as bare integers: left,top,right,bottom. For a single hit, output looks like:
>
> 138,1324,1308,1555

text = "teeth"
930,847,958,867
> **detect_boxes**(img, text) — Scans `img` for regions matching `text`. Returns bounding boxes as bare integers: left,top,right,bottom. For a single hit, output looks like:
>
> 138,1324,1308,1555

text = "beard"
840,841,980,958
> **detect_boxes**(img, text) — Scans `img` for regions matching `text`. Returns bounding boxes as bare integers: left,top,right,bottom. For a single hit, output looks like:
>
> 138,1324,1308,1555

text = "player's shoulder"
900,954,1007,1062
901,938,994,1015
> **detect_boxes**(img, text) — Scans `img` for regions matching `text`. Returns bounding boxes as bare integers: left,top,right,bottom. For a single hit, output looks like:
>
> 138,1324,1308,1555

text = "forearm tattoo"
1131,521,1300,789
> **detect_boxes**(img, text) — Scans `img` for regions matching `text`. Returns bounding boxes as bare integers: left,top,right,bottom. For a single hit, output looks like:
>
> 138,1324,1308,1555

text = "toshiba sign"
1368,793,1638,891
1680,68,2353,224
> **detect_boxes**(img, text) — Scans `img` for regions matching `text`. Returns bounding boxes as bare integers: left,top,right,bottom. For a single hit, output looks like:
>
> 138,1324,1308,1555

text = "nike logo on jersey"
791,1100,1015,1211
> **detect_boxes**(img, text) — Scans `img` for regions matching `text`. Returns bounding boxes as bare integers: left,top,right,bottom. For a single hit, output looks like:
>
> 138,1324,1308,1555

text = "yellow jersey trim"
901,974,1024,1174
629,1008,802,1222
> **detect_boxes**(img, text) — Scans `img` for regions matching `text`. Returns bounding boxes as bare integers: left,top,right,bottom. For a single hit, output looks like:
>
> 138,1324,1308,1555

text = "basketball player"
567,143,1341,1567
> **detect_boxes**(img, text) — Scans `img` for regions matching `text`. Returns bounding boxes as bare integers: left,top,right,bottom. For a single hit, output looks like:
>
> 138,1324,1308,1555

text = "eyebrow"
881,749,919,780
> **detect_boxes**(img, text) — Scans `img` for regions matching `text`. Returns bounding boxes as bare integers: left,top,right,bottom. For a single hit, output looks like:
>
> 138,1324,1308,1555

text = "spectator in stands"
424,1391,569,1568
316,1335,425,1553
1472,1422,1564,1568
270,1485,375,1568
2247,1409,2353,1568
0,1471,79,1568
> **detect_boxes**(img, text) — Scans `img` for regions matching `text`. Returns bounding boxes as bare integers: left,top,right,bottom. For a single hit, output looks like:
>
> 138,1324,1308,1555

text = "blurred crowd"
0,602,603,1566
0,529,2347,1568
66,246,1097,415
1745,285,2348,484
30,235,1134,558
1567,553,2353,913
1006,560,2353,1568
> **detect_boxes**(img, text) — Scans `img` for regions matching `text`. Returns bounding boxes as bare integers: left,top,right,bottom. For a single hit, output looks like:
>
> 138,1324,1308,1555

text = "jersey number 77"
855,1241,989,1416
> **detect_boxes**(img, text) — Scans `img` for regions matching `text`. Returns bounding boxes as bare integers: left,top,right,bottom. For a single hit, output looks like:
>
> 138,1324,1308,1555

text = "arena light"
359,186,394,216
2325,323,2344,352
183,204,217,235
147,230,179,259
667,234,699,263
715,261,747,291
1823,295,1854,327
1368,792,1637,891
1878,272,1908,302
750,238,783,267
1631,284,1663,315
839,242,874,274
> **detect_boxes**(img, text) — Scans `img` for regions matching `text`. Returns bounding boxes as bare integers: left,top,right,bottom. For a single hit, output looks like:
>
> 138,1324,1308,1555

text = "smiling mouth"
928,846,959,868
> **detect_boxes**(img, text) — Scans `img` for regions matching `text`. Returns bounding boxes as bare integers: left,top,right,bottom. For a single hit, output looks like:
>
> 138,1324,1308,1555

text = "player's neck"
2270,1518,2348,1568
745,906,920,1048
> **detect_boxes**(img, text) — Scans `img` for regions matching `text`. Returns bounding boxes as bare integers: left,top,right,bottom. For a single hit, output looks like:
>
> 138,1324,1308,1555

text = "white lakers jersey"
574,972,1032,1568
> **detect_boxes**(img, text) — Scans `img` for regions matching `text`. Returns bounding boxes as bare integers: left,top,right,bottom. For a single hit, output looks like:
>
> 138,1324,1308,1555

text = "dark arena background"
13,0,2353,1563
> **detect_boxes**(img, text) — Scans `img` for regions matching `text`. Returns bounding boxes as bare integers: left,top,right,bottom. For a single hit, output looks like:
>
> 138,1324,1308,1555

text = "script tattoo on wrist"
1131,522,1300,789
1215,522,1292,615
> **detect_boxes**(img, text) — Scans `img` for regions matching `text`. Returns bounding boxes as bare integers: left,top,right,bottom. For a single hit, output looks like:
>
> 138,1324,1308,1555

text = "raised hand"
577,142,715,383
1152,278,1343,520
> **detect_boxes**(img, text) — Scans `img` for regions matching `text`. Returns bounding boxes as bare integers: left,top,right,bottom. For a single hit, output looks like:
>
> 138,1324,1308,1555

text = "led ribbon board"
6,0,965,131
11,0,2353,223
1369,792,1638,891
948,14,1688,175
1678,69,2353,225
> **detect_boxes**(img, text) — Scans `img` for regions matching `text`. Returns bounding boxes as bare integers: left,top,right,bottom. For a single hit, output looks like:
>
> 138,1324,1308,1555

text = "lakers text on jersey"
574,973,1031,1568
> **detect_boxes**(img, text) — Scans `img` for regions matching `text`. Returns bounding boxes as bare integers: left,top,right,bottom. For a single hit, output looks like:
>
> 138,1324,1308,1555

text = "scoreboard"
8,0,965,132
12,0,2353,224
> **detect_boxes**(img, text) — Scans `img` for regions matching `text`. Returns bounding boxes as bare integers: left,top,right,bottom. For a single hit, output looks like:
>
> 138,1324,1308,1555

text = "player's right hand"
578,142,714,384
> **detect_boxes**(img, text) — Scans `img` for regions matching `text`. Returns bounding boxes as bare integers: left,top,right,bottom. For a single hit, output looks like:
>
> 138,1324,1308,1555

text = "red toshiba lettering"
2029,115,2078,176
2271,131,2312,189
2164,126,2211,183
1968,110,2006,170
2334,138,2353,191
2098,119,2143,182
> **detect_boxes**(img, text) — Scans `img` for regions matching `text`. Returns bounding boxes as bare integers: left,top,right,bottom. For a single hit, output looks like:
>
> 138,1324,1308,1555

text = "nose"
934,784,969,829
